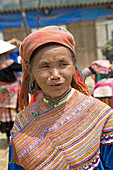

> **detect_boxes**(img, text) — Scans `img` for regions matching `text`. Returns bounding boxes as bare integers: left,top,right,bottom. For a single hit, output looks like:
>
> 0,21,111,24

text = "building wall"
3,26,31,41
67,21,97,69
95,18,113,60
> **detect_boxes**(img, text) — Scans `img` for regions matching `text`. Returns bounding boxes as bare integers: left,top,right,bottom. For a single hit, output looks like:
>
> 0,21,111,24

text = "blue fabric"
77,65,85,82
7,49,19,62
95,144,113,170
7,49,21,78
8,144,25,170
96,160,105,170
1,7,113,31
100,144,113,169
8,163,25,170
8,143,113,169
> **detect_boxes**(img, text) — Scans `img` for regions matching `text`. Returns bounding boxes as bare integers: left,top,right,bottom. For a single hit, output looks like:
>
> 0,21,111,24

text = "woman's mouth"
49,83,63,89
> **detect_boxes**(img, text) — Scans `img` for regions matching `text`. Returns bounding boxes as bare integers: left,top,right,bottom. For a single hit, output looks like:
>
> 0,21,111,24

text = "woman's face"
31,44,75,98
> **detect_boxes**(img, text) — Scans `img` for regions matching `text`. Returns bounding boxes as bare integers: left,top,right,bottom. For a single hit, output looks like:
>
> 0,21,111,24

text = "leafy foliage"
101,38,113,57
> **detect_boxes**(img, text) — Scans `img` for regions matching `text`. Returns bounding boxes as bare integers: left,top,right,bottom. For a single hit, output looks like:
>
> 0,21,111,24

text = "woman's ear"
72,64,76,76
27,64,31,75
74,57,76,65
28,64,35,81
30,73,35,82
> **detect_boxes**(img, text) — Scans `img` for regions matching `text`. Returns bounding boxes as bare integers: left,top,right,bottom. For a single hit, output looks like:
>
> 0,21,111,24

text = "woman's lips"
49,83,63,89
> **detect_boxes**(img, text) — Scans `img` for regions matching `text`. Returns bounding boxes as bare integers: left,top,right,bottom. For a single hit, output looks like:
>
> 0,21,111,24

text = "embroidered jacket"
8,88,113,170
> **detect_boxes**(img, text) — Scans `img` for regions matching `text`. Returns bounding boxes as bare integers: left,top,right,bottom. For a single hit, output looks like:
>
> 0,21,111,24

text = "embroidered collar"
32,87,74,121
44,87,74,107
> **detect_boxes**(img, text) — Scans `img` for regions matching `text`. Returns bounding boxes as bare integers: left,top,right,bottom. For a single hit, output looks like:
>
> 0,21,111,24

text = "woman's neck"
44,87,71,100
43,87,72,107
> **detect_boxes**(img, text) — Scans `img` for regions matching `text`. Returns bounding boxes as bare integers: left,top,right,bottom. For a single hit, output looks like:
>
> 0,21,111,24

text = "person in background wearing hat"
0,40,22,142
8,26,113,170
82,37,113,108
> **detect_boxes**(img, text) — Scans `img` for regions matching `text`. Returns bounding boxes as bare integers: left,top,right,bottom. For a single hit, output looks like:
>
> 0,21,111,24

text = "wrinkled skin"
30,44,75,99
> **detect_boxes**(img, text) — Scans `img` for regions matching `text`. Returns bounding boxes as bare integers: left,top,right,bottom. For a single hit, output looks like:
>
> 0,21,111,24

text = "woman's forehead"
36,44,70,56
32,45,71,62
30,45,71,65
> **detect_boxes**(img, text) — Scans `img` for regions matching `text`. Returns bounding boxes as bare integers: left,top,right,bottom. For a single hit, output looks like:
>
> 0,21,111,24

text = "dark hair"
29,42,76,65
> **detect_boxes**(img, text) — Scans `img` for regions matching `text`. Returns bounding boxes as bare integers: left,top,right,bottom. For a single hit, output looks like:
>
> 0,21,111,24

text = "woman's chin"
45,89,69,99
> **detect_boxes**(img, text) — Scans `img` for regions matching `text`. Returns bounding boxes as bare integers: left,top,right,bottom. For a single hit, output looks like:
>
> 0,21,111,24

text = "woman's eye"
60,63,68,66
42,65,49,68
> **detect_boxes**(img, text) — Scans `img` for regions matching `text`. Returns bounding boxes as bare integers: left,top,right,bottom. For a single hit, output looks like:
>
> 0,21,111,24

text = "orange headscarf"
19,26,90,109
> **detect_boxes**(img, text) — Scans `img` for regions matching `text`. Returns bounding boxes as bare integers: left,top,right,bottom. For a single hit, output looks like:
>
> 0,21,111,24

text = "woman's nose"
50,68,60,79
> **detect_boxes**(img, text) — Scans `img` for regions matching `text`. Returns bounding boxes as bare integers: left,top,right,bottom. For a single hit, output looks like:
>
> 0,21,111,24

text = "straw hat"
0,40,16,55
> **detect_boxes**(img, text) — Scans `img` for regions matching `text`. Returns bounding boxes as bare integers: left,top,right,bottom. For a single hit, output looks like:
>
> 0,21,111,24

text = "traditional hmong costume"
8,26,113,169
0,40,22,139
0,81,19,131
83,60,113,108
0,62,22,138
9,88,113,169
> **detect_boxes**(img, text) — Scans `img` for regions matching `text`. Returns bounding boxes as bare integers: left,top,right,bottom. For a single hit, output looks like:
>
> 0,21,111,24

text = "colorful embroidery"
10,88,113,170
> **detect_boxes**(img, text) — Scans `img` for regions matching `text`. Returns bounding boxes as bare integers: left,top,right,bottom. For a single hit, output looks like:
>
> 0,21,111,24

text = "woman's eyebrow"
39,60,50,65
59,58,68,62
38,58,69,66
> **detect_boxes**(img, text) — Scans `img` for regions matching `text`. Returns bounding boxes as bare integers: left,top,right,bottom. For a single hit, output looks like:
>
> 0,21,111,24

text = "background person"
8,26,113,170
82,38,113,108
0,40,22,141
7,38,22,82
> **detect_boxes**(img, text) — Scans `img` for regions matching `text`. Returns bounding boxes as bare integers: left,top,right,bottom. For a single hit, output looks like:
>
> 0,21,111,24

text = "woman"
0,40,22,141
82,49,113,108
8,26,113,170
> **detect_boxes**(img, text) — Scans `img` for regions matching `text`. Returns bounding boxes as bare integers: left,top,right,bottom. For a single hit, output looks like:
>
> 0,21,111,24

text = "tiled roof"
0,0,113,13
40,0,113,7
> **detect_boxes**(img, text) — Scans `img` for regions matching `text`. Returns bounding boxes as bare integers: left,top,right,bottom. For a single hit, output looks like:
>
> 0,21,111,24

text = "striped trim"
11,89,113,169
